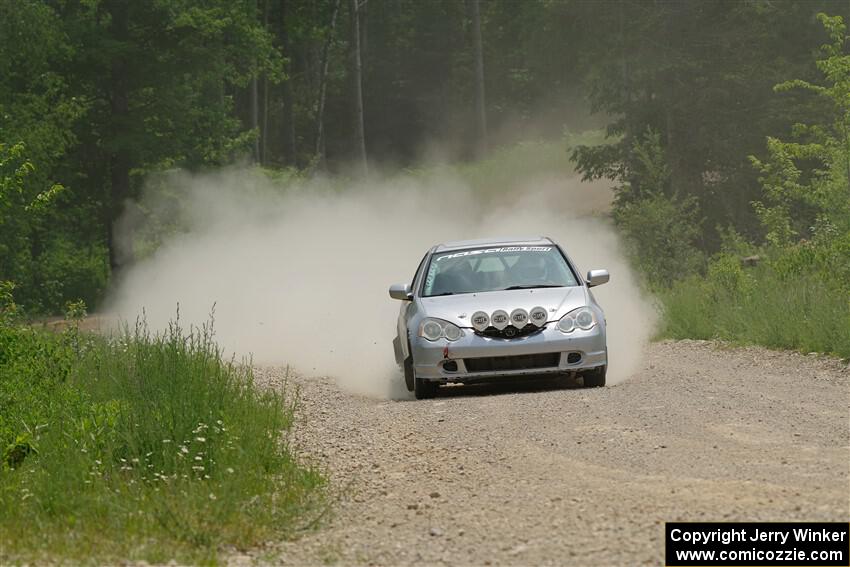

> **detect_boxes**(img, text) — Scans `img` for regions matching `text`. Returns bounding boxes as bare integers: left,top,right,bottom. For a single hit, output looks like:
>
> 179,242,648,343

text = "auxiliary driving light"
510,308,529,327
471,311,490,332
491,310,509,330
529,306,548,327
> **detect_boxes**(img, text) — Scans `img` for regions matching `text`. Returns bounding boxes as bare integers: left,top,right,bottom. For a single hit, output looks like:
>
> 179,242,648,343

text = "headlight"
444,324,462,341
421,319,443,341
575,308,595,330
557,307,597,333
419,318,464,342
557,315,575,333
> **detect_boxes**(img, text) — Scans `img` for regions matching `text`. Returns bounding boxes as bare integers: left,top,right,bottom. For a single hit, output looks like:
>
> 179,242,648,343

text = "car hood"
418,287,588,328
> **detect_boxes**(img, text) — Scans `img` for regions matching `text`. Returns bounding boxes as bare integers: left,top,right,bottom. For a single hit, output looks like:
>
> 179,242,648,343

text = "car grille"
477,324,544,340
464,352,561,373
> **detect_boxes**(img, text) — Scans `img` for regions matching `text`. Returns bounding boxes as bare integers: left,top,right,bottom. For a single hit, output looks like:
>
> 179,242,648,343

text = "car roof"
433,236,554,253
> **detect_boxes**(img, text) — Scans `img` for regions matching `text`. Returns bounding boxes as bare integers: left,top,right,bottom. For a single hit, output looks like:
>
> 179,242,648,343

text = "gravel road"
248,340,849,566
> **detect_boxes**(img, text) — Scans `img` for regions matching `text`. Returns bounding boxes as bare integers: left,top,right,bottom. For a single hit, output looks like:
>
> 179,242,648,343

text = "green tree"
572,1,848,249
608,129,705,287
0,144,64,304
751,13,850,245
58,0,281,269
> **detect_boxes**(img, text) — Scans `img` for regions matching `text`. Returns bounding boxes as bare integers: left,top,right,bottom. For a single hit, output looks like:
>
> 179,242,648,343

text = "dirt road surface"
248,340,849,566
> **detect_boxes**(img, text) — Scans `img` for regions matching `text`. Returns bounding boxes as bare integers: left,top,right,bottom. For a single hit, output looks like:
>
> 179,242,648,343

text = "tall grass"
0,318,324,564
659,265,850,359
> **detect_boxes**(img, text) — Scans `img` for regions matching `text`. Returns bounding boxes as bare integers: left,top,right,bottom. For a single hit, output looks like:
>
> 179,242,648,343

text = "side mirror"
389,283,413,300
586,269,610,288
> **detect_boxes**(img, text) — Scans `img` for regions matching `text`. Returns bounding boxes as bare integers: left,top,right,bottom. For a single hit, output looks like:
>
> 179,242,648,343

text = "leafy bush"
660,248,850,359
32,239,109,313
0,317,324,563
0,143,109,314
647,14,850,359
615,192,705,288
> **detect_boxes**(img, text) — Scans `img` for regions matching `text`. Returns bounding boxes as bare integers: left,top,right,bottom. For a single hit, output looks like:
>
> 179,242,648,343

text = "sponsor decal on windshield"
436,246,552,261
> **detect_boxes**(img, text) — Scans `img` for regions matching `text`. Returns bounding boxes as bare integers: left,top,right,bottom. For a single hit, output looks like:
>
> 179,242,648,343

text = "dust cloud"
105,165,656,398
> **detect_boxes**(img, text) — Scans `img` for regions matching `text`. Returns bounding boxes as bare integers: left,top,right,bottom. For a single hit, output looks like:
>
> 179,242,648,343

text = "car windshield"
421,245,578,297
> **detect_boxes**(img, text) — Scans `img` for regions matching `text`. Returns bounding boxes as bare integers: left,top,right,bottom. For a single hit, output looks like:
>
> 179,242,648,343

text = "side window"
411,253,428,289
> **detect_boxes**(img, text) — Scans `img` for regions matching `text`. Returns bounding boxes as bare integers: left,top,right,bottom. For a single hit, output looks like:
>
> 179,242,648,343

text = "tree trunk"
250,1,260,163
281,0,297,166
261,0,270,164
359,0,368,60
619,0,630,106
106,0,132,273
314,0,341,167
469,0,487,157
349,0,367,176
251,75,260,162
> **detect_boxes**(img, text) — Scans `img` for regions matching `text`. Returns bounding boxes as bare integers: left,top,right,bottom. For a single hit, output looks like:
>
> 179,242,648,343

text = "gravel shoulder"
247,340,850,566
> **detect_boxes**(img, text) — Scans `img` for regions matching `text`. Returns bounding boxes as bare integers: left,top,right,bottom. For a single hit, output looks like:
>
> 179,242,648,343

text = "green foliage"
0,318,324,563
4,0,849,317
63,299,88,322
615,192,705,288
572,1,848,249
0,324,80,471
603,129,705,287
751,13,850,243
640,12,850,360
0,144,36,292
0,143,107,313
660,256,850,359
1,0,283,313
0,281,19,325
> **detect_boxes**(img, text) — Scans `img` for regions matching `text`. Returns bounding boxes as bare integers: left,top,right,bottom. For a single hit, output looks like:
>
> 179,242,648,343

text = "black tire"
582,365,606,388
414,377,438,399
403,356,415,392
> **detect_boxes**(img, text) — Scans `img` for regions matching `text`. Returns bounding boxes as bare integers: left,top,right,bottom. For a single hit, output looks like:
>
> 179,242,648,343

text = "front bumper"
411,323,607,383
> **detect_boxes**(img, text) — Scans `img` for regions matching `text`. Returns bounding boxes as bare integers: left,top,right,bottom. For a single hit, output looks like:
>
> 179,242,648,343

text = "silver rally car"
389,236,610,399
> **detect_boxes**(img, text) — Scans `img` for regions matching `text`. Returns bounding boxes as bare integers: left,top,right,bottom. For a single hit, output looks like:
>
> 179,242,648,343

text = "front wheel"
403,356,415,391
414,377,438,399
582,365,606,388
